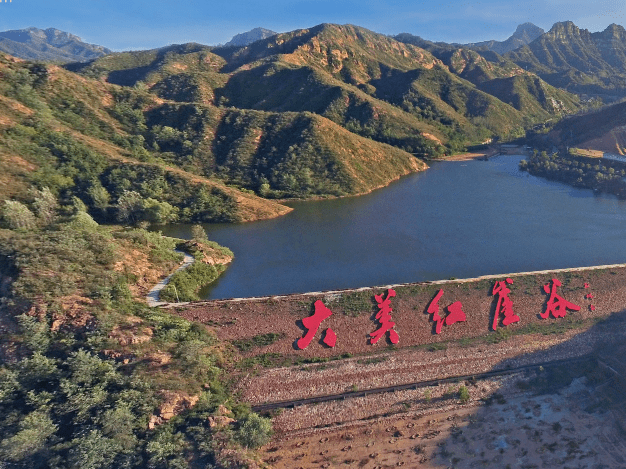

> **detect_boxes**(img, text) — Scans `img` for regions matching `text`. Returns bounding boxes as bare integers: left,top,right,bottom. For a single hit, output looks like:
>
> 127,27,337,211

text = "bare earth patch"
263,373,624,468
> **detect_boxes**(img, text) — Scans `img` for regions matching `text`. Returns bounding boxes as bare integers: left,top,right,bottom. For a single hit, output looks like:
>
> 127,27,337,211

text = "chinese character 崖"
492,278,519,330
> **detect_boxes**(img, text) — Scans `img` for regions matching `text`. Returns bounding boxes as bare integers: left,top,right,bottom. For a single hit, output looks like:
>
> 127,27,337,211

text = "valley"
3,16,626,469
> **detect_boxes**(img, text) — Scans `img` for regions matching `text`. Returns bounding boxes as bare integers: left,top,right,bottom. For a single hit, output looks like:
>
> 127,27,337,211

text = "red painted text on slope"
426,289,467,334
370,289,399,345
492,278,519,330
541,278,580,319
297,300,336,349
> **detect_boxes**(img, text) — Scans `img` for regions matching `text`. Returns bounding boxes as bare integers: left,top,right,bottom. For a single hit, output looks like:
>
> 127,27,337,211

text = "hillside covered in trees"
0,20,620,469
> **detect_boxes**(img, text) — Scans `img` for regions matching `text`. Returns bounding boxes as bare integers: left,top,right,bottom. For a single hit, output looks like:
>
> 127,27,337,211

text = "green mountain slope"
505,22,626,98
78,23,580,159
0,53,291,223
393,32,580,125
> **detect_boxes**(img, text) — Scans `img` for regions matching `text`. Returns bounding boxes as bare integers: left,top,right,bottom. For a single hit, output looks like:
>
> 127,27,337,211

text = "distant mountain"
505,21,626,99
0,27,111,63
465,23,545,54
224,27,277,47
74,22,580,166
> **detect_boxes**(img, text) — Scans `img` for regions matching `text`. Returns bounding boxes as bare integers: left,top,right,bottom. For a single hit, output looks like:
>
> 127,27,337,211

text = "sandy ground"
262,371,626,468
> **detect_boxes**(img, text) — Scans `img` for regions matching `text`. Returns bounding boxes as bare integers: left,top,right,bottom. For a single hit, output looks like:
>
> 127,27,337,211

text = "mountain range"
464,23,545,55
506,21,626,99
2,19,626,226
0,27,111,63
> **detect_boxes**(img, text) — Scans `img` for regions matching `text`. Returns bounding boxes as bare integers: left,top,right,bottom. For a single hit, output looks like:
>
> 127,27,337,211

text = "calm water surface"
160,155,626,299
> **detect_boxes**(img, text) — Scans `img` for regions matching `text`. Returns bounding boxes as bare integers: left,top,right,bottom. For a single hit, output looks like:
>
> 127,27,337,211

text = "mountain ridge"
0,27,111,63
224,27,277,47
465,22,545,54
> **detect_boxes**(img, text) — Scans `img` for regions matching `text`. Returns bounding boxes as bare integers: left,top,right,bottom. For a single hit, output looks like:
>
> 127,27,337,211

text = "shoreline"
435,146,501,161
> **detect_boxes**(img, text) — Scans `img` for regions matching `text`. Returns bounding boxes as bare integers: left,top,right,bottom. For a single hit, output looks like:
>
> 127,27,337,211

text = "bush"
160,262,224,302
235,413,272,449
459,385,470,404
1,200,37,230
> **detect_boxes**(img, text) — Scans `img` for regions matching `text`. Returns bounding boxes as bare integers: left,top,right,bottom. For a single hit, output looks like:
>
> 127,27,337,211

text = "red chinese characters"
426,290,445,334
492,278,519,330
426,290,467,334
584,282,597,311
370,289,399,345
540,278,580,319
445,301,467,326
297,300,337,349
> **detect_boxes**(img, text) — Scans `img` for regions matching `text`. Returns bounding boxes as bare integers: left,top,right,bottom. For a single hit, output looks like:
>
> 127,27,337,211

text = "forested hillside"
0,20,612,468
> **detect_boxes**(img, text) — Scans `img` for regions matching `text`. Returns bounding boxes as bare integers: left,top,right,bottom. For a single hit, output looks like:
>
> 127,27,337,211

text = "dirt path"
146,249,195,307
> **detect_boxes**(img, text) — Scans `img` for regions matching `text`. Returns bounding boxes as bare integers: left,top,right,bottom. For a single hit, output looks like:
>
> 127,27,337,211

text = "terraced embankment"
163,264,626,468
160,263,624,395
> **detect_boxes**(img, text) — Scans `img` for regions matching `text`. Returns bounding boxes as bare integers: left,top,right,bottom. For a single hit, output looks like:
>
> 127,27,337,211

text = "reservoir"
160,155,626,299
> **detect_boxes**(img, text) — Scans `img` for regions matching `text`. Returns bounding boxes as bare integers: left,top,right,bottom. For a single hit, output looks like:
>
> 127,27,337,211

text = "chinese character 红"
426,289,467,334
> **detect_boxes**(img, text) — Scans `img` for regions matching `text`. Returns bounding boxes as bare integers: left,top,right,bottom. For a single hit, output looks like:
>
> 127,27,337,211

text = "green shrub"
459,385,470,404
160,262,224,302
235,413,272,449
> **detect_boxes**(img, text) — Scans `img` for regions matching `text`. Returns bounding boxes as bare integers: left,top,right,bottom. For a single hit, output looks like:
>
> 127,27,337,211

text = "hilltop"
465,22,545,54
0,27,111,63
506,21,626,99
224,27,277,47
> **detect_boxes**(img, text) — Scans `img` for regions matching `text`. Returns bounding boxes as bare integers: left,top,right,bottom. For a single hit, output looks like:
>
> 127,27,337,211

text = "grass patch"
160,261,226,302
231,332,286,352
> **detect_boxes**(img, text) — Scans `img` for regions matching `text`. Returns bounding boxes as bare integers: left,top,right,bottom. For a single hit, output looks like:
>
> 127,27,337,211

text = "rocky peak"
511,23,544,43
224,27,277,47
548,21,586,39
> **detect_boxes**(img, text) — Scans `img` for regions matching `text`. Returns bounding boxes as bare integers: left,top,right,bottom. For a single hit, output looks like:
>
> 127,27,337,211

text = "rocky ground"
165,265,626,468
262,370,626,468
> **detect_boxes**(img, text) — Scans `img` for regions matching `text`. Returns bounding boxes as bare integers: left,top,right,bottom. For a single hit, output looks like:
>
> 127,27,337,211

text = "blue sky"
0,0,624,51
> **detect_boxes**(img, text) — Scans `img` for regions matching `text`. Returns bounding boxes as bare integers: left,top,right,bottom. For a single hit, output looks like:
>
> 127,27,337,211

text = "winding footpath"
146,249,195,307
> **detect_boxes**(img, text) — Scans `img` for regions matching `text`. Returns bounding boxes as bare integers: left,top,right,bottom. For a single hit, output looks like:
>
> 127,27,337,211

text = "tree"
116,191,144,224
190,224,209,243
0,410,57,463
32,187,58,225
143,198,179,224
1,200,37,230
235,413,272,449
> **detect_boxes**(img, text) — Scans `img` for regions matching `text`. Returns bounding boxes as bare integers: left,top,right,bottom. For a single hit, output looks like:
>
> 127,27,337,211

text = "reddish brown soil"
172,265,626,364
164,265,626,468
263,372,625,469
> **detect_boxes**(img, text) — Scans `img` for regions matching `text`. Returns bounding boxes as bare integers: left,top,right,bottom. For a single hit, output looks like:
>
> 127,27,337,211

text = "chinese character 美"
370,289,399,345
541,278,580,319
492,278,519,330
297,300,336,349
